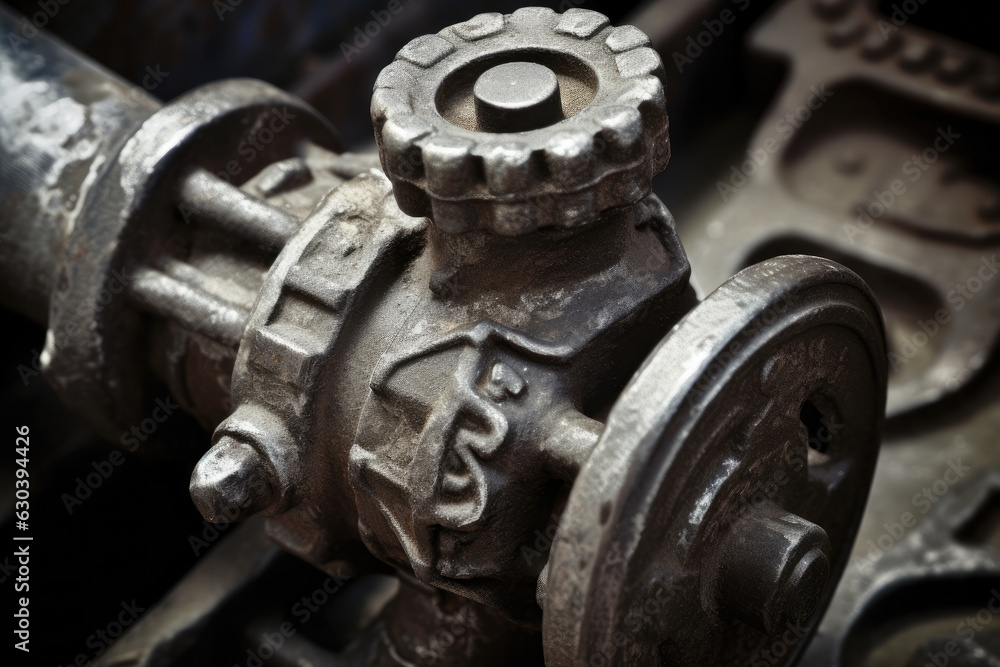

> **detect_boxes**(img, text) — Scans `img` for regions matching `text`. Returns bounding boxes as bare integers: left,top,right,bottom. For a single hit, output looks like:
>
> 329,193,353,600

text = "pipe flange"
42,79,340,441
543,256,887,666
371,7,669,235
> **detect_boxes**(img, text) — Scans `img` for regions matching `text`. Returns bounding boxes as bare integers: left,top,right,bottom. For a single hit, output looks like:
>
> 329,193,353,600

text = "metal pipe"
0,4,161,324
176,169,300,253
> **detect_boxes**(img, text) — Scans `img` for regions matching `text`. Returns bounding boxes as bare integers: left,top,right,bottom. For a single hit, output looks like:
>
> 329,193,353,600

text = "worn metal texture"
626,0,1000,663
784,336,1000,667
40,78,342,442
180,8,886,665
0,4,902,666
0,5,159,324
544,255,886,666
372,7,671,234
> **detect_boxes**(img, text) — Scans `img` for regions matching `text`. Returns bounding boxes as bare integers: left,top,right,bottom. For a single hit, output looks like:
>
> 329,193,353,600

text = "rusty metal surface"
372,7,670,234
543,255,885,665
2,0,997,666
0,5,159,324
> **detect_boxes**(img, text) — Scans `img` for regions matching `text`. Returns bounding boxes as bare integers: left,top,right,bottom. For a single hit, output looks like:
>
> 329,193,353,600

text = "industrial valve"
0,6,888,666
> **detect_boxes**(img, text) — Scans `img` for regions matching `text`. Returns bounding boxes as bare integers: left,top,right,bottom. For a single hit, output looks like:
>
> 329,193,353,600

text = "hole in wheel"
800,399,829,453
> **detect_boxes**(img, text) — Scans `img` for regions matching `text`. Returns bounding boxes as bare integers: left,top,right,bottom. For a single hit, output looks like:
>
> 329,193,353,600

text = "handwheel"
543,255,887,666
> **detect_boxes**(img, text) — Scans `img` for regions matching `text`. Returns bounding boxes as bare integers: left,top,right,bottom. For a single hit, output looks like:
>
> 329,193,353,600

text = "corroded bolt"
189,436,276,522
190,404,297,524
716,503,831,635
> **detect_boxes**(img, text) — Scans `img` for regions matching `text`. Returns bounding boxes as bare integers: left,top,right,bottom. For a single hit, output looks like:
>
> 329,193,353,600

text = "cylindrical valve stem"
474,61,564,132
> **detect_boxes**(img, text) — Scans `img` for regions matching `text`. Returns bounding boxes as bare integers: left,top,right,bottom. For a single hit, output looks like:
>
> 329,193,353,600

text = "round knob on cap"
189,436,275,523
474,62,563,132
371,8,670,235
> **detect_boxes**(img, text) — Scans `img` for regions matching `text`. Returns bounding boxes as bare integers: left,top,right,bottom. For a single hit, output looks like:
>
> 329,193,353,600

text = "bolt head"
189,436,275,523
716,503,831,635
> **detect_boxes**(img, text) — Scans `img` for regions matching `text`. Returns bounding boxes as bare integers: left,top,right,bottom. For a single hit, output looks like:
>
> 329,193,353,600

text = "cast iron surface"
372,7,671,234
544,255,886,666
0,2,945,666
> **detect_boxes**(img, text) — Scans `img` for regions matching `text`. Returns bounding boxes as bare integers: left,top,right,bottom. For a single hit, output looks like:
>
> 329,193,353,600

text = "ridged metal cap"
371,7,670,236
